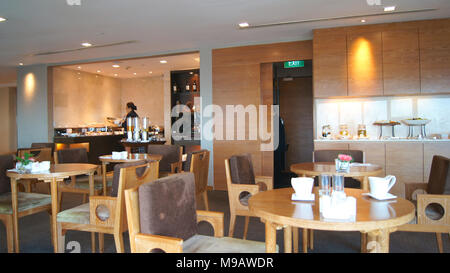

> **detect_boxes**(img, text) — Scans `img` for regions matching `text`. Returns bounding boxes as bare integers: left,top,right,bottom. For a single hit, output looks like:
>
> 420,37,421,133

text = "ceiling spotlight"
384,6,396,12
361,19,366,23
81,42,92,47
112,64,120,68
97,70,101,73
133,72,137,75
77,66,82,69
0,17,7,22
19,63,24,66
160,60,167,64
114,74,118,77
148,71,152,74
239,22,250,28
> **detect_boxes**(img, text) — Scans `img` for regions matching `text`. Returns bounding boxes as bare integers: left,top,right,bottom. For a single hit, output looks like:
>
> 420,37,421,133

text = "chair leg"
91,232,96,253
309,229,314,250
436,233,443,253
229,213,236,238
243,216,249,240
114,232,124,253
203,191,209,211
1,216,15,253
57,223,65,253
58,192,63,211
24,181,32,193
99,233,104,253
82,194,88,204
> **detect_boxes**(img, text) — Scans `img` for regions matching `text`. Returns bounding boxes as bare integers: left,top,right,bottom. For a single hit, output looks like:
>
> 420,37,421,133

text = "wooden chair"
147,144,183,177
184,149,210,210
224,154,273,239
31,142,55,162
16,147,52,193
54,148,112,204
56,159,159,253
0,154,52,253
124,172,271,253
397,155,450,253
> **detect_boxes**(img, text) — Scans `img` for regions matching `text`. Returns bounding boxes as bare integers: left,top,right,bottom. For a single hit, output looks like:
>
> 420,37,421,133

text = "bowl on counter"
401,118,431,126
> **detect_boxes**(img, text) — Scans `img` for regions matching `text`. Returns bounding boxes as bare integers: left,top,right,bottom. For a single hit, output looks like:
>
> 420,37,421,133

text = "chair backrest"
18,147,52,162
147,144,182,172
54,148,88,164
127,172,197,246
226,154,256,186
0,154,14,194
183,149,207,172
313,150,365,163
111,160,159,233
189,150,210,195
31,142,55,154
426,155,450,195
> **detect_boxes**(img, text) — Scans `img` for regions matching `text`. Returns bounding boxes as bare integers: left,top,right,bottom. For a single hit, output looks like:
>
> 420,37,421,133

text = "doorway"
273,60,313,188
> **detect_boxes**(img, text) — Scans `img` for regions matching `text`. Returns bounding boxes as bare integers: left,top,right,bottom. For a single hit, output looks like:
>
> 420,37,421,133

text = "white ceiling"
60,52,199,78
1,0,450,83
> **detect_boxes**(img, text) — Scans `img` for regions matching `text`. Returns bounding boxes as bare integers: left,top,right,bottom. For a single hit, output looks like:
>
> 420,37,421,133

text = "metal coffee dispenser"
127,117,133,140
133,117,141,141
142,117,149,141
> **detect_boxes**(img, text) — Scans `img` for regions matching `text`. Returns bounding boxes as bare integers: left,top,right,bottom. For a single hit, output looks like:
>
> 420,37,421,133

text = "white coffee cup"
291,177,314,197
369,176,396,197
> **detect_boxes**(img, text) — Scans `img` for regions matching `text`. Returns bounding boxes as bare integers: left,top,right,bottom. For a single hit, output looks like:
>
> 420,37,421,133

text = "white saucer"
363,192,397,201
291,193,315,202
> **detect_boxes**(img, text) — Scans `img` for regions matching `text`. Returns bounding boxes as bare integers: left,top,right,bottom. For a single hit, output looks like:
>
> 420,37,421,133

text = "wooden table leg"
377,229,390,253
366,229,390,253
102,163,107,196
302,228,308,253
362,176,369,191
10,178,19,253
361,232,367,253
265,221,277,253
293,227,299,253
283,226,292,253
50,178,59,253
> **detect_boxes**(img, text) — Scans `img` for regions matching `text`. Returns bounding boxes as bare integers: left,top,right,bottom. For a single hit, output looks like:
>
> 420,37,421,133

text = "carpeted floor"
0,189,448,253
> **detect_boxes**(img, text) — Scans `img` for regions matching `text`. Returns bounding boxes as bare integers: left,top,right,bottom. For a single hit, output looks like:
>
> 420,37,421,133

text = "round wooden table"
7,163,99,253
249,187,415,253
99,153,163,195
290,162,384,191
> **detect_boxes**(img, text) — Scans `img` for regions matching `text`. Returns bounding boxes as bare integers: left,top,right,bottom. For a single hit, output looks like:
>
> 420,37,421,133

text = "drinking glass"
319,174,331,196
332,174,345,192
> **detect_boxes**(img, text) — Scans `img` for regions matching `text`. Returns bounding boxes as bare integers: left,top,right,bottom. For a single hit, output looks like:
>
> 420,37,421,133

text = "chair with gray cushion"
224,154,273,239
147,144,183,177
124,172,273,253
55,148,112,203
183,149,210,210
56,159,159,253
313,149,365,188
398,155,450,253
0,154,52,252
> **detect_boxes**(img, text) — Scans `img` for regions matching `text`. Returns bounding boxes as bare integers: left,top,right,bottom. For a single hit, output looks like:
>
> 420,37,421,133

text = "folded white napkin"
320,194,356,220
112,151,128,159
30,161,51,173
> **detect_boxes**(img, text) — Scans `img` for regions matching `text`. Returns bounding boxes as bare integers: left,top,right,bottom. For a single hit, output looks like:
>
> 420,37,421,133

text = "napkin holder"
320,192,356,220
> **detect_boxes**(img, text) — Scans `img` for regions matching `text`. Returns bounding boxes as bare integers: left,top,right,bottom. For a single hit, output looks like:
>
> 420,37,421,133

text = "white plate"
363,192,397,201
291,193,315,202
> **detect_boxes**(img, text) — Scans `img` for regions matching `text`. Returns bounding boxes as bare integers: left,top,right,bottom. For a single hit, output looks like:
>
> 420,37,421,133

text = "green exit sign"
284,60,304,68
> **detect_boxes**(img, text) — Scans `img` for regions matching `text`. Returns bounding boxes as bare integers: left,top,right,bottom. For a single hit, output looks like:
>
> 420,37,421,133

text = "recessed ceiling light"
114,74,118,77
384,6,396,12
81,42,92,47
19,63,24,66
239,22,249,28
0,17,6,22
77,66,82,69
112,64,120,68
160,60,167,64
148,71,152,74
97,70,101,73
361,19,366,23
133,72,137,75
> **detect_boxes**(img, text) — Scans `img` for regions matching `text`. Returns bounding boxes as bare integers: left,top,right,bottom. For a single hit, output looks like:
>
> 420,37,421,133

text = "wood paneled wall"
212,41,313,190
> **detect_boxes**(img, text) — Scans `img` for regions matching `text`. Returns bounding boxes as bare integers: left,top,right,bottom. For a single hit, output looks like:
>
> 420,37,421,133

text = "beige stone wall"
120,76,165,127
0,87,17,153
52,67,122,127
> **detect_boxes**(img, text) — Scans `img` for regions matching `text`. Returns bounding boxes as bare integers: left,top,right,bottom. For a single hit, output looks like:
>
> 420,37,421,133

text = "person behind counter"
121,102,139,131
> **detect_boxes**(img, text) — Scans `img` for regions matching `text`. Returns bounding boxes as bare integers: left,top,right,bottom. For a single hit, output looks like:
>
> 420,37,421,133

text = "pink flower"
29,158,36,162
338,154,353,162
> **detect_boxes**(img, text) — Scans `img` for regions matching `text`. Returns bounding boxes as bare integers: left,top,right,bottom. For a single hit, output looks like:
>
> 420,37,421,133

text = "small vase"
335,159,350,173
16,162,31,174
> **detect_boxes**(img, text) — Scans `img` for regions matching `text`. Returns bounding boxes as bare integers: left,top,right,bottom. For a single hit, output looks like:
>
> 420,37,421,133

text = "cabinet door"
382,28,420,95
423,143,450,183
347,31,383,96
420,26,450,93
349,143,386,176
313,32,348,97
314,142,349,151
385,143,423,198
